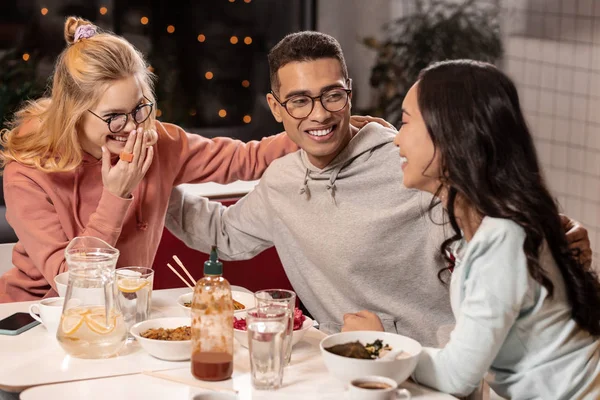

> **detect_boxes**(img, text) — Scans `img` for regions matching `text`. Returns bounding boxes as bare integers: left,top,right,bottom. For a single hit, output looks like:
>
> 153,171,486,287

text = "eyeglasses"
88,96,154,133
271,87,352,119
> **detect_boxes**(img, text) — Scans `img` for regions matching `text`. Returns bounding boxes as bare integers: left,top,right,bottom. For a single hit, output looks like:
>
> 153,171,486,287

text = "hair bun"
64,16,95,45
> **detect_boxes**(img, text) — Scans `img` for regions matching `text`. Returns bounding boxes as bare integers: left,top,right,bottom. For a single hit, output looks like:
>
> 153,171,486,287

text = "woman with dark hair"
344,60,599,399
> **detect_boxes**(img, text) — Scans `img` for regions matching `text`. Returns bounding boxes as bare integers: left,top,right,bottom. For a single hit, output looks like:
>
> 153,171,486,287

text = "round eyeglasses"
88,97,154,133
271,88,352,119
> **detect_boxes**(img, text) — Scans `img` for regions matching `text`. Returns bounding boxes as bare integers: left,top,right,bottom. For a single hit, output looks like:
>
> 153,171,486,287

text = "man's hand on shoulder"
560,214,593,267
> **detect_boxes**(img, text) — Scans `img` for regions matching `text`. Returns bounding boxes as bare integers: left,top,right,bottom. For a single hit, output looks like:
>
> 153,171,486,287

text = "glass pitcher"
56,237,127,359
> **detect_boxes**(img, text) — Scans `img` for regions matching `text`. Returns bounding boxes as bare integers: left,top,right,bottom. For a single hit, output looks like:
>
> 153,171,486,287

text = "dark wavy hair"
267,31,349,94
417,59,600,335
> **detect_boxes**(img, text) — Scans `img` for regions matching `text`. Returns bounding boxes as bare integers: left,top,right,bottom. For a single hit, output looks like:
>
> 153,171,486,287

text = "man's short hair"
268,31,349,93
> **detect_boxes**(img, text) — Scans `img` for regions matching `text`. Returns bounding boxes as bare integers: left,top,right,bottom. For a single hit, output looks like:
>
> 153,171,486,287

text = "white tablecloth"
0,287,456,400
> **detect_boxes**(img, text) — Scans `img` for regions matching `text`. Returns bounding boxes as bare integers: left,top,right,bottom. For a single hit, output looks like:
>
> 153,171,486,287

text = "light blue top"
413,217,600,399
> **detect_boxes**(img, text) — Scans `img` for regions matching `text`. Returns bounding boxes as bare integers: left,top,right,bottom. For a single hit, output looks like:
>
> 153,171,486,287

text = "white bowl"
130,317,191,361
54,271,106,305
319,331,422,384
177,290,256,314
54,271,69,297
233,309,313,348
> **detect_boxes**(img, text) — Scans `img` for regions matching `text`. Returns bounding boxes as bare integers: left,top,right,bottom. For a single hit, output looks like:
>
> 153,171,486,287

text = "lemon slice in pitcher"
117,277,149,293
61,314,84,335
85,313,117,335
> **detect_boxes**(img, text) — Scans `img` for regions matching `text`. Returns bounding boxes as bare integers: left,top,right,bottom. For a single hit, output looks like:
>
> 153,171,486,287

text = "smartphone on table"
0,312,41,335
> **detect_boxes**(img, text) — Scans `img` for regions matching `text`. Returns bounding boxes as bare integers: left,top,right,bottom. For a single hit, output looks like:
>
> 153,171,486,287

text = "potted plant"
362,0,503,127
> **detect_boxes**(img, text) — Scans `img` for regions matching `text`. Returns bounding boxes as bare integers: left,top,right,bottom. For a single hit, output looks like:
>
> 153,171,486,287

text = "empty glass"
246,307,288,390
254,289,296,365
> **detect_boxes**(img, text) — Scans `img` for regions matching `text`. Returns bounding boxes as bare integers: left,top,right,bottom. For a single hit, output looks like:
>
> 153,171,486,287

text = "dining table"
0,287,458,400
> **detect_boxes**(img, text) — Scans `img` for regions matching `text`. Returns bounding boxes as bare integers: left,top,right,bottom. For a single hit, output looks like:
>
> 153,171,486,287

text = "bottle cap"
204,246,223,276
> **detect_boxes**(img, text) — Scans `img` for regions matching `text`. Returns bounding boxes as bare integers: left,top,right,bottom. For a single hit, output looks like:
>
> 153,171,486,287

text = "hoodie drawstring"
297,166,341,206
136,179,148,231
325,168,340,206
298,168,311,200
72,166,85,231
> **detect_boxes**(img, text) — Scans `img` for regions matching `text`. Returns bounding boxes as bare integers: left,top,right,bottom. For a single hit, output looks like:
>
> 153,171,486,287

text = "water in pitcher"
58,236,126,358
56,306,127,358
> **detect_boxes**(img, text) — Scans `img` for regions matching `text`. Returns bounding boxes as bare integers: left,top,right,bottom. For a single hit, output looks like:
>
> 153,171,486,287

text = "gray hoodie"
166,122,454,346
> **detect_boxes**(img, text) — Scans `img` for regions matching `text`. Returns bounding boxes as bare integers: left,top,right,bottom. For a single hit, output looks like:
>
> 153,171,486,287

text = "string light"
99,7,108,15
230,36,238,44
243,115,252,123
205,71,214,80
244,36,252,45
156,109,162,117
140,16,149,25
197,34,206,42
40,8,48,15
218,109,227,118
167,25,175,34
189,109,197,116
241,80,250,88
147,65,155,73
229,0,235,2
22,53,30,62
244,0,252,3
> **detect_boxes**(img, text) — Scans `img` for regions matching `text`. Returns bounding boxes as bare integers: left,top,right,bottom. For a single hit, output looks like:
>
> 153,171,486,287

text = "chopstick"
166,262,194,289
173,255,197,287
142,370,239,394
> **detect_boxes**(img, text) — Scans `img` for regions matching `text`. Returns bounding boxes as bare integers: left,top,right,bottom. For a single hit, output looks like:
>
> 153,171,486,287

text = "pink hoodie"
0,121,297,302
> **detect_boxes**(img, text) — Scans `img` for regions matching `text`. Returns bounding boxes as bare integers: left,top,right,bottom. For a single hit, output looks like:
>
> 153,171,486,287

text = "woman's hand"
101,127,155,199
560,214,593,267
350,115,396,130
342,310,385,332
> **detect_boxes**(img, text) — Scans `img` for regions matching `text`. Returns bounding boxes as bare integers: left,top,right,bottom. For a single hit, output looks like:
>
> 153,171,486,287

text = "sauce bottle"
191,246,234,381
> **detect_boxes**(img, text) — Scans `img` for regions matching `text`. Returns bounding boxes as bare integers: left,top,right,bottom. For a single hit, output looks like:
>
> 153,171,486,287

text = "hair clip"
74,25,97,42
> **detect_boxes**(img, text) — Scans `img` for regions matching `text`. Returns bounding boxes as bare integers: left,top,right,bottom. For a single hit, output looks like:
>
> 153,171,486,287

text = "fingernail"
101,146,105,152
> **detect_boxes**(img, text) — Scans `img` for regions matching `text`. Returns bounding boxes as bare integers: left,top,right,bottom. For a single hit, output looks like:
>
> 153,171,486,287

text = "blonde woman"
0,17,298,303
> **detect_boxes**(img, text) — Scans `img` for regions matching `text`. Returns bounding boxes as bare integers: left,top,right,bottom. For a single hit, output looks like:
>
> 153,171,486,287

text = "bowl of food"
177,290,255,314
233,308,313,348
319,331,421,384
54,271,70,296
130,317,191,361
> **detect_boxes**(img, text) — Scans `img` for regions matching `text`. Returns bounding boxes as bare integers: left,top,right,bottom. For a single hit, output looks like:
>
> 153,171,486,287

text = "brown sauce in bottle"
192,351,233,381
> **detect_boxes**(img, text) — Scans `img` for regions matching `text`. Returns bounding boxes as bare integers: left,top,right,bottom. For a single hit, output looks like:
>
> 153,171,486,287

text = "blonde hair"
0,17,156,172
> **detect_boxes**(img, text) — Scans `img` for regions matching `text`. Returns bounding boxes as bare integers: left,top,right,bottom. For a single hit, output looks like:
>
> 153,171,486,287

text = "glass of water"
246,306,288,390
254,289,296,365
115,267,154,335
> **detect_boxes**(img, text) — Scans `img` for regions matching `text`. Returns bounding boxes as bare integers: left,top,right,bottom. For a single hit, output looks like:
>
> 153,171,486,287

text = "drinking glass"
246,306,287,390
254,289,296,365
115,267,154,334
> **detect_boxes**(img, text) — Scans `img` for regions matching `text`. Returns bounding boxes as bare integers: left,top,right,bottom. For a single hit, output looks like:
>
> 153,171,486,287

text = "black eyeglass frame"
270,87,352,120
87,95,154,133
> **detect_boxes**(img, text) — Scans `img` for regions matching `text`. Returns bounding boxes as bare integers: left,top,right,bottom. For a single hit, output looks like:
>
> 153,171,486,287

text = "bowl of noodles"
177,290,255,314
319,331,422,384
130,317,191,361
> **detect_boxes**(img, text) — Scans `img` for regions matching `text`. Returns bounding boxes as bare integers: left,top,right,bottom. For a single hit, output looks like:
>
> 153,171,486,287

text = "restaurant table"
1,288,457,400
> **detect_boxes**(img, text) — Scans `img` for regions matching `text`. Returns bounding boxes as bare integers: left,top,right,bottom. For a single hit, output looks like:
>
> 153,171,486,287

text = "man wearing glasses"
166,31,592,346
167,31,454,346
